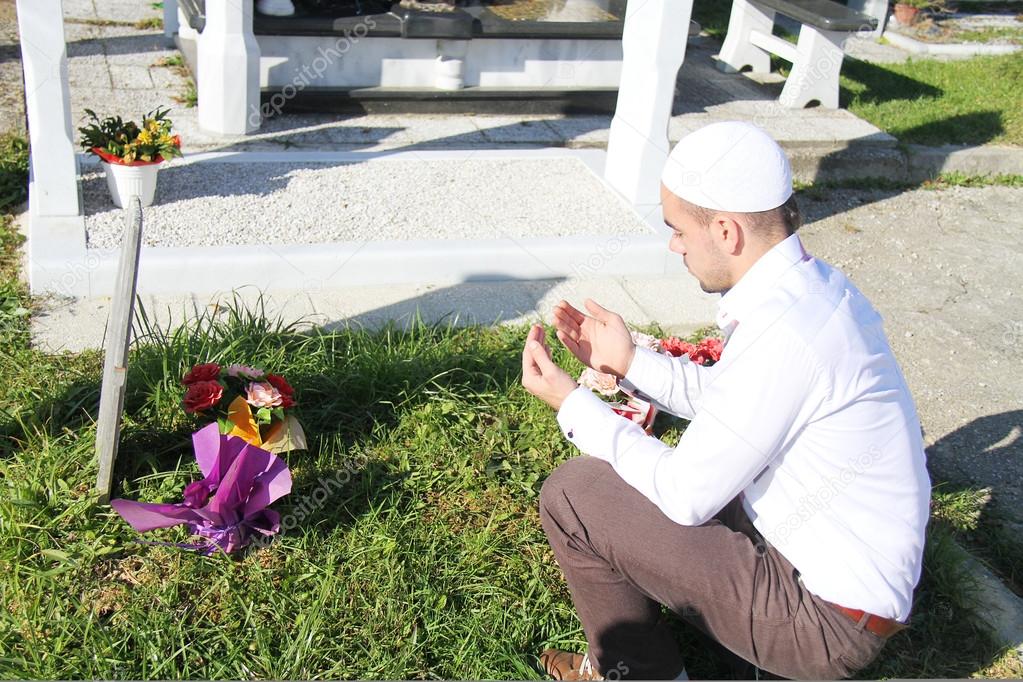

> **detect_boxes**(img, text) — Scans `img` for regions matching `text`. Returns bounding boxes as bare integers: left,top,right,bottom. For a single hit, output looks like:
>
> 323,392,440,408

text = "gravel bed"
83,158,651,248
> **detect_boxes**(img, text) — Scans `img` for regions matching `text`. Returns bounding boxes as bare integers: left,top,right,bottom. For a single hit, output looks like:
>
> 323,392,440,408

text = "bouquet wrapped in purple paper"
110,423,292,555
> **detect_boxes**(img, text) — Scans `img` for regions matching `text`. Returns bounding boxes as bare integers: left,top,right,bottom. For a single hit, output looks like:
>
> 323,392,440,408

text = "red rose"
690,348,712,365
183,380,223,413
698,337,723,362
266,374,296,408
661,337,696,358
689,338,723,365
266,374,294,396
182,362,221,385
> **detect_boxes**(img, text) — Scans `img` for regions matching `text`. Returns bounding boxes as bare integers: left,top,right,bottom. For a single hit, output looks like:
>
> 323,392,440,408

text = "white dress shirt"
556,234,931,622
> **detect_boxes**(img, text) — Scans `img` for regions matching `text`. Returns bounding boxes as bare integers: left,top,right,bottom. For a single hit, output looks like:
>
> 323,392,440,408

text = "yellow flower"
158,133,172,145
137,129,153,144
147,120,159,133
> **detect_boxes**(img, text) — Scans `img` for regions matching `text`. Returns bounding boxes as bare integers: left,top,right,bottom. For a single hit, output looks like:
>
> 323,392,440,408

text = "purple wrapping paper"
110,423,292,554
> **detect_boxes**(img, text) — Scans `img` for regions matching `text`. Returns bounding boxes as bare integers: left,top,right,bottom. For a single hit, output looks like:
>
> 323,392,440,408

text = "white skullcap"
661,121,792,213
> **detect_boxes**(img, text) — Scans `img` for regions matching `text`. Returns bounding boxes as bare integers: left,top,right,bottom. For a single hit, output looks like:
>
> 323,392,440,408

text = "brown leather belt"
824,601,908,638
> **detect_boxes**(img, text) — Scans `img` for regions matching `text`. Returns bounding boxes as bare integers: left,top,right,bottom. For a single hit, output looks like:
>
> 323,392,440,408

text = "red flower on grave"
183,380,224,413
182,362,221,386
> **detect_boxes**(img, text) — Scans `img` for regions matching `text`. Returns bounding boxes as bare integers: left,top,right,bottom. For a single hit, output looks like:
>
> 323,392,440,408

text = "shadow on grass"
805,110,1008,222
890,110,1005,147
840,58,943,106
926,409,1023,596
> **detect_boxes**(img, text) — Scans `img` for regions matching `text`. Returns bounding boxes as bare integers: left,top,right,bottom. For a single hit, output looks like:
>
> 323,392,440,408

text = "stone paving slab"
31,274,716,354
0,0,25,136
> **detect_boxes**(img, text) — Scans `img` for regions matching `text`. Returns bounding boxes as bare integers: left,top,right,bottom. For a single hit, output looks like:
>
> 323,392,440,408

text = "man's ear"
712,214,744,255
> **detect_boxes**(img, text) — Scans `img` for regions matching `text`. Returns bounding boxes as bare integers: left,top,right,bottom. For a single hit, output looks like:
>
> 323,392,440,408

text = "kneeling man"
521,121,930,680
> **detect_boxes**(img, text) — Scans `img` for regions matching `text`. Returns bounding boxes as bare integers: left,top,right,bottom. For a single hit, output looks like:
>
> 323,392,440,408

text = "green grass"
794,172,1023,200
152,55,185,69
0,135,28,212
154,54,195,109
955,25,1023,45
691,0,1023,146
691,0,732,40
840,52,1023,145
2,302,1021,678
0,134,29,342
134,16,163,31
174,79,198,109
1,134,1022,678
931,483,1023,597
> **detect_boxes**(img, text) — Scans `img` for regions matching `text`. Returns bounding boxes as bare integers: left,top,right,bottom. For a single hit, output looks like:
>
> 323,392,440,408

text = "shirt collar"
715,233,810,335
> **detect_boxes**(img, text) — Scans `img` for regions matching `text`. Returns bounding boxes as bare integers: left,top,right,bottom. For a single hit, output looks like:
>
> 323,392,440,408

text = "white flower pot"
102,161,161,208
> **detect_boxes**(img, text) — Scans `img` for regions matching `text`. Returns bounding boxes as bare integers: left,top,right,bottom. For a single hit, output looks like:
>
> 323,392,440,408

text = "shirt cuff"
555,386,619,461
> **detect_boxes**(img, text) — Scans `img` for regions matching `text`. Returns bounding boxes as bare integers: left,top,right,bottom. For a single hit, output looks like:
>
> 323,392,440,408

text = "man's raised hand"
552,298,636,378
521,323,579,411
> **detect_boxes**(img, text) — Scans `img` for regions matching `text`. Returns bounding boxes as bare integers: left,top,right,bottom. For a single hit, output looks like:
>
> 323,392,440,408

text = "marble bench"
716,0,884,108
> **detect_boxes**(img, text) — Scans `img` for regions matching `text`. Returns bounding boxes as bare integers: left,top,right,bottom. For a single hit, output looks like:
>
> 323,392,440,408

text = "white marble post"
198,0,261,134
435,40,468,91
604,0,692,207
163,0,179,38
16,0,80,217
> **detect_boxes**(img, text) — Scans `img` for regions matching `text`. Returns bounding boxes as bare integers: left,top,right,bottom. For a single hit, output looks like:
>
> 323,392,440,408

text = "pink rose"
266,374,296,408
245,381,283,408
611,397,657,435
630,331,662,353
578,368,620,397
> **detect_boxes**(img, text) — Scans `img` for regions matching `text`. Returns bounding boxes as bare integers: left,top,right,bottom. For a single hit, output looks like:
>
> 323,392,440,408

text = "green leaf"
40,549,72,563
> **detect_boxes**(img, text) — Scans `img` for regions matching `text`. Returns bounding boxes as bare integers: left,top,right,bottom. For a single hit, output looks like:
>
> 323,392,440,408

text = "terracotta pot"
893,3,922,26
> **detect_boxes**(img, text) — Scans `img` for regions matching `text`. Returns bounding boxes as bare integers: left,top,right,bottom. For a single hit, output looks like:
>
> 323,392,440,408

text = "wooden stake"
95,198,144,503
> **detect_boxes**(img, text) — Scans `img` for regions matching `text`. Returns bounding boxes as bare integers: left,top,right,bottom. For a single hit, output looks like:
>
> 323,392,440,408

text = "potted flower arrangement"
577,331,724,434
181,362,307,454
78,107,182,208
893,0,932,26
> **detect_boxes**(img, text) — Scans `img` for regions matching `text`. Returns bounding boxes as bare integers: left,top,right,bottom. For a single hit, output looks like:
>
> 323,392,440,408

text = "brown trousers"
539,457,890,680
